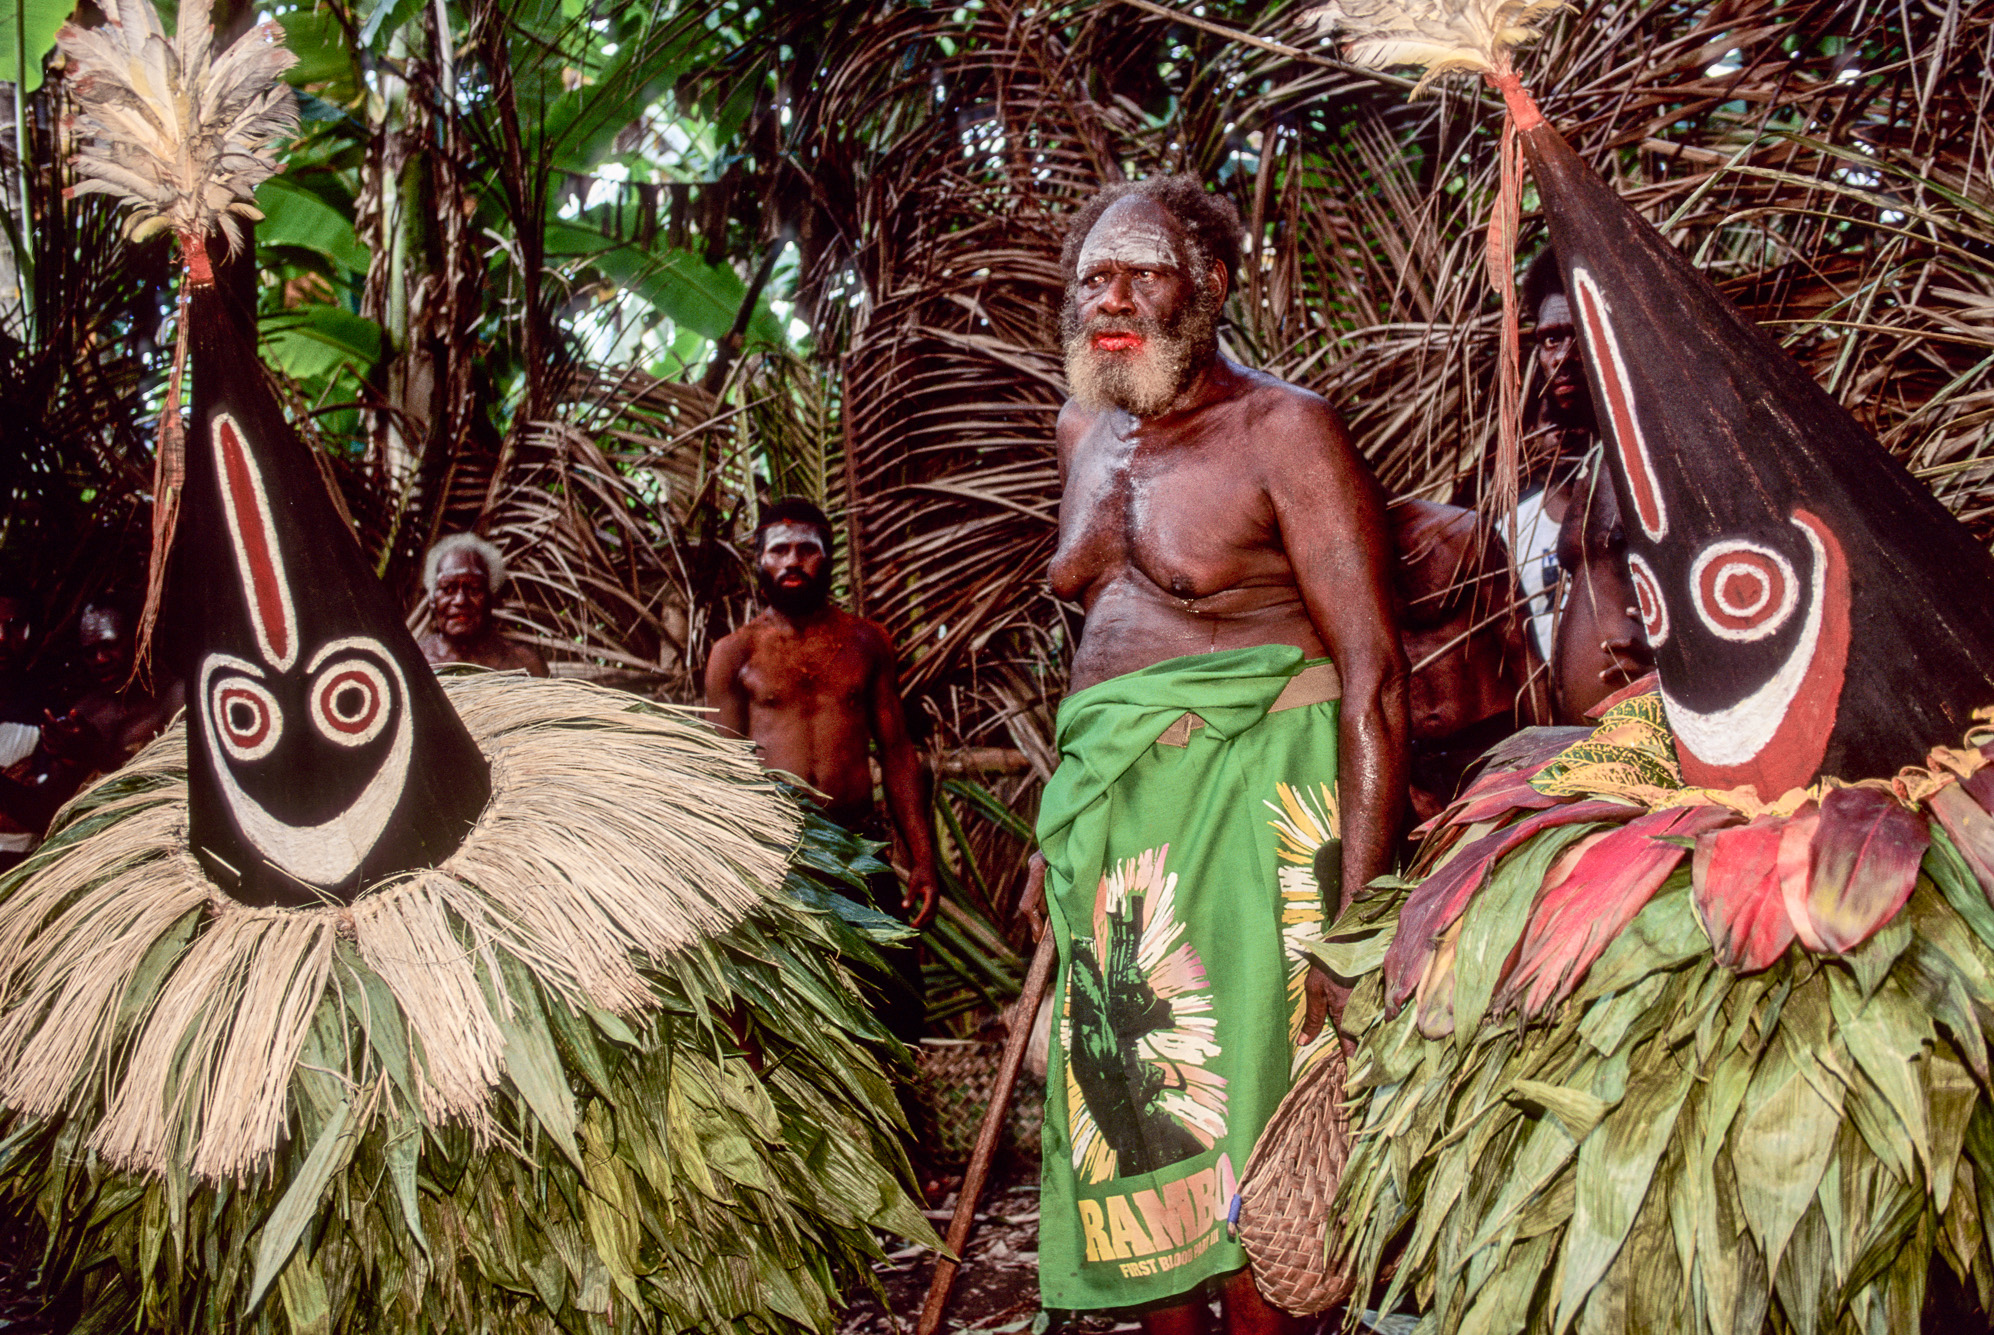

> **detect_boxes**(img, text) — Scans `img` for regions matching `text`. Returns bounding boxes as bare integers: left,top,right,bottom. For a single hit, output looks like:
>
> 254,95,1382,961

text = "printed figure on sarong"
1064,846,1224,1182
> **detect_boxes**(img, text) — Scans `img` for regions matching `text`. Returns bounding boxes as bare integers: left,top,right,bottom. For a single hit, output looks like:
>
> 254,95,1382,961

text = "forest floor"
838,1159,1419,1335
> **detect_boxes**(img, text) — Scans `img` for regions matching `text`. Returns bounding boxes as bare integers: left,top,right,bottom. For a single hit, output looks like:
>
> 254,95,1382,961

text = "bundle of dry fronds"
57,0,297,262
0,672,931,1333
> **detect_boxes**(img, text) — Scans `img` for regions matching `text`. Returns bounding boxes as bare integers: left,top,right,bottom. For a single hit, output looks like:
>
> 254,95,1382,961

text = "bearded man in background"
1027,175,1406,1333
706,500,940,1000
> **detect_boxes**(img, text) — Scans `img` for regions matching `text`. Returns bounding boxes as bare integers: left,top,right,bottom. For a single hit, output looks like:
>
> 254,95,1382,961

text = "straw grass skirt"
0,674,934,1334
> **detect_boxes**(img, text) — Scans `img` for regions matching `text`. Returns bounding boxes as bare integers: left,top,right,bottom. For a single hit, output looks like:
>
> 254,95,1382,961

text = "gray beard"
1060,289,1220,419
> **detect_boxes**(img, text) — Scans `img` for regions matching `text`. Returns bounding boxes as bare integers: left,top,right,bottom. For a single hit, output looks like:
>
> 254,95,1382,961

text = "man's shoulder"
1389,497,1480,547
1231,365,1343,432
708,619,766,663
830,609,895,656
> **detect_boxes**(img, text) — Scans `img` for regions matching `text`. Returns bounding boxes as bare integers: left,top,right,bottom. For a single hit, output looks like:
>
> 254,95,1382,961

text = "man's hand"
1019,851,1048,942
38,709,97,768
902,863,939,930
1298,964,1351,1047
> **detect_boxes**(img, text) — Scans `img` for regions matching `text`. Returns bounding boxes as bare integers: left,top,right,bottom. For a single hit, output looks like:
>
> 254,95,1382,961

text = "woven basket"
1237,1040,1355,1315
913,1038,1046,1168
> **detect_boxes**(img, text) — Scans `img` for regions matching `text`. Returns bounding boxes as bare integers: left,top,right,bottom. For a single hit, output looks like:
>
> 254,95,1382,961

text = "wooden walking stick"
915,863,1057,1335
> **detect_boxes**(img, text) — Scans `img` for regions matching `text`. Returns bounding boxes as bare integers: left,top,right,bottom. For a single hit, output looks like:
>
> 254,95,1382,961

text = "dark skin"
1536,293,1589,433
1553,465,1654,723
419,549,550,676
1029,196,1408,1335
1525,290,1597,531
705,531,940,928
41,608,183,772
1392,500,1546,820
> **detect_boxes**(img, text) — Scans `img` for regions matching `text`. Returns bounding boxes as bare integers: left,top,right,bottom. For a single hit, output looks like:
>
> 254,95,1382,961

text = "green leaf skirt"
1316,696,1994,1334
0,674,935,1334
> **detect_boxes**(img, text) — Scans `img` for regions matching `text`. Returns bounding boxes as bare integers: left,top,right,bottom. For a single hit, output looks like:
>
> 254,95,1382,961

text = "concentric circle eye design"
210,676,282,762
1689,540,1798,642
1626,553,1669,649
309,657,391,747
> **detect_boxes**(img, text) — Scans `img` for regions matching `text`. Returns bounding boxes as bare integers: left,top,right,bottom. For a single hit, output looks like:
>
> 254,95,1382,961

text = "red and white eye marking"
210,676,282,762
1689,540,1798,642
309,657,391,747
1626,553,1669,648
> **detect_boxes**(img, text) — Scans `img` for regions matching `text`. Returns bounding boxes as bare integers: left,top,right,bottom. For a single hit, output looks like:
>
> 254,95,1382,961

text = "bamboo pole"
914,930,1056,1335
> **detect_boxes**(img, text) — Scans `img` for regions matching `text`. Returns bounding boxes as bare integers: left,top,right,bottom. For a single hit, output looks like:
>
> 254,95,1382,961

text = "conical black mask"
1523,122,1994,795
176,287,490,906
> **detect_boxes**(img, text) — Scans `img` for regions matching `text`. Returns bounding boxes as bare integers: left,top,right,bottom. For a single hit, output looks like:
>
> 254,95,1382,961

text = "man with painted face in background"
704,498,940,934
418,533,550,677
41,600,185,776
1029,174,1406,1331
1509,250,1599,661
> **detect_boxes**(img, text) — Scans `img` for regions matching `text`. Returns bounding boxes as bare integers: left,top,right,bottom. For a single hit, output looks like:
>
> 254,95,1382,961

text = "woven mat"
1237,1040,1354,1314
914,1039,1045,1168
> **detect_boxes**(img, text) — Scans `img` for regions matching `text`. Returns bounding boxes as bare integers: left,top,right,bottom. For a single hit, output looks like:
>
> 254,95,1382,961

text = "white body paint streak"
198,639,414,886
1662,516,1826,767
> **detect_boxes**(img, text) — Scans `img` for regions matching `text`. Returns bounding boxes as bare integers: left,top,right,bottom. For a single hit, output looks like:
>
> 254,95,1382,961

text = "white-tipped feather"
1304,0,1567,90
57,0,297,254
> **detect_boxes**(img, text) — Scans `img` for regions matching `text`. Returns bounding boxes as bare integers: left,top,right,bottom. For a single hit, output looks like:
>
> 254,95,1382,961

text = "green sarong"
1036,645,1341,1310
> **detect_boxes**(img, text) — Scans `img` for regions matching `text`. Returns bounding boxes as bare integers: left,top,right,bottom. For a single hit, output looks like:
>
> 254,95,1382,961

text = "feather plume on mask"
1303,0,1563,568
56,0,299,672
1301,0,1567,93
58,0,297,274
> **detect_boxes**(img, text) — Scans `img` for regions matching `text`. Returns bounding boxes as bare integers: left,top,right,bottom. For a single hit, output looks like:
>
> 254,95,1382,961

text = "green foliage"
0,0,72,94
0,769,935,1335
1331,835,1994,1334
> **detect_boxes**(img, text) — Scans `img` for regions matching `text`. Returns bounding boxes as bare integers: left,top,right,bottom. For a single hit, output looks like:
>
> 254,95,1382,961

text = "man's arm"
703,633,752,741
1269,395,1411,1037
865,625,940,929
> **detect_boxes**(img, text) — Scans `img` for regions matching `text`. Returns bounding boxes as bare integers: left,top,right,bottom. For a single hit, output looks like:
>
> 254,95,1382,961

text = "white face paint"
761,523,826,556
1077,219,1182,276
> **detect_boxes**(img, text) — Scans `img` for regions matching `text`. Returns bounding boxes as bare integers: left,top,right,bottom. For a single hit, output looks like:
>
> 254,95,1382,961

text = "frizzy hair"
1521,247,1566,323
423,532,508,595
752,497,835,555
1059,174,1243,293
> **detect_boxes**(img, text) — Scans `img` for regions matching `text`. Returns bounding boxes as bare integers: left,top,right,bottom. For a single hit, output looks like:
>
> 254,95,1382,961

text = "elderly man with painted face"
704,499,940,933
1030,175,1407,1331
418,534,549,677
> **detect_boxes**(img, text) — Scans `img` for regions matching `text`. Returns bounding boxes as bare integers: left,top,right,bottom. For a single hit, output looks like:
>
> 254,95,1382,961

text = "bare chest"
1050,412,1282,602
737,631,872,712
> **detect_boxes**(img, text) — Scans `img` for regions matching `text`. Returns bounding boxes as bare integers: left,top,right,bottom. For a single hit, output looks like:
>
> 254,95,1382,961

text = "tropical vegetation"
2,0,1990,1015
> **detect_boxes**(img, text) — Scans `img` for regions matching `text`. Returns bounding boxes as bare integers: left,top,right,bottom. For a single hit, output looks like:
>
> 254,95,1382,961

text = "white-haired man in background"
417,533,549,676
